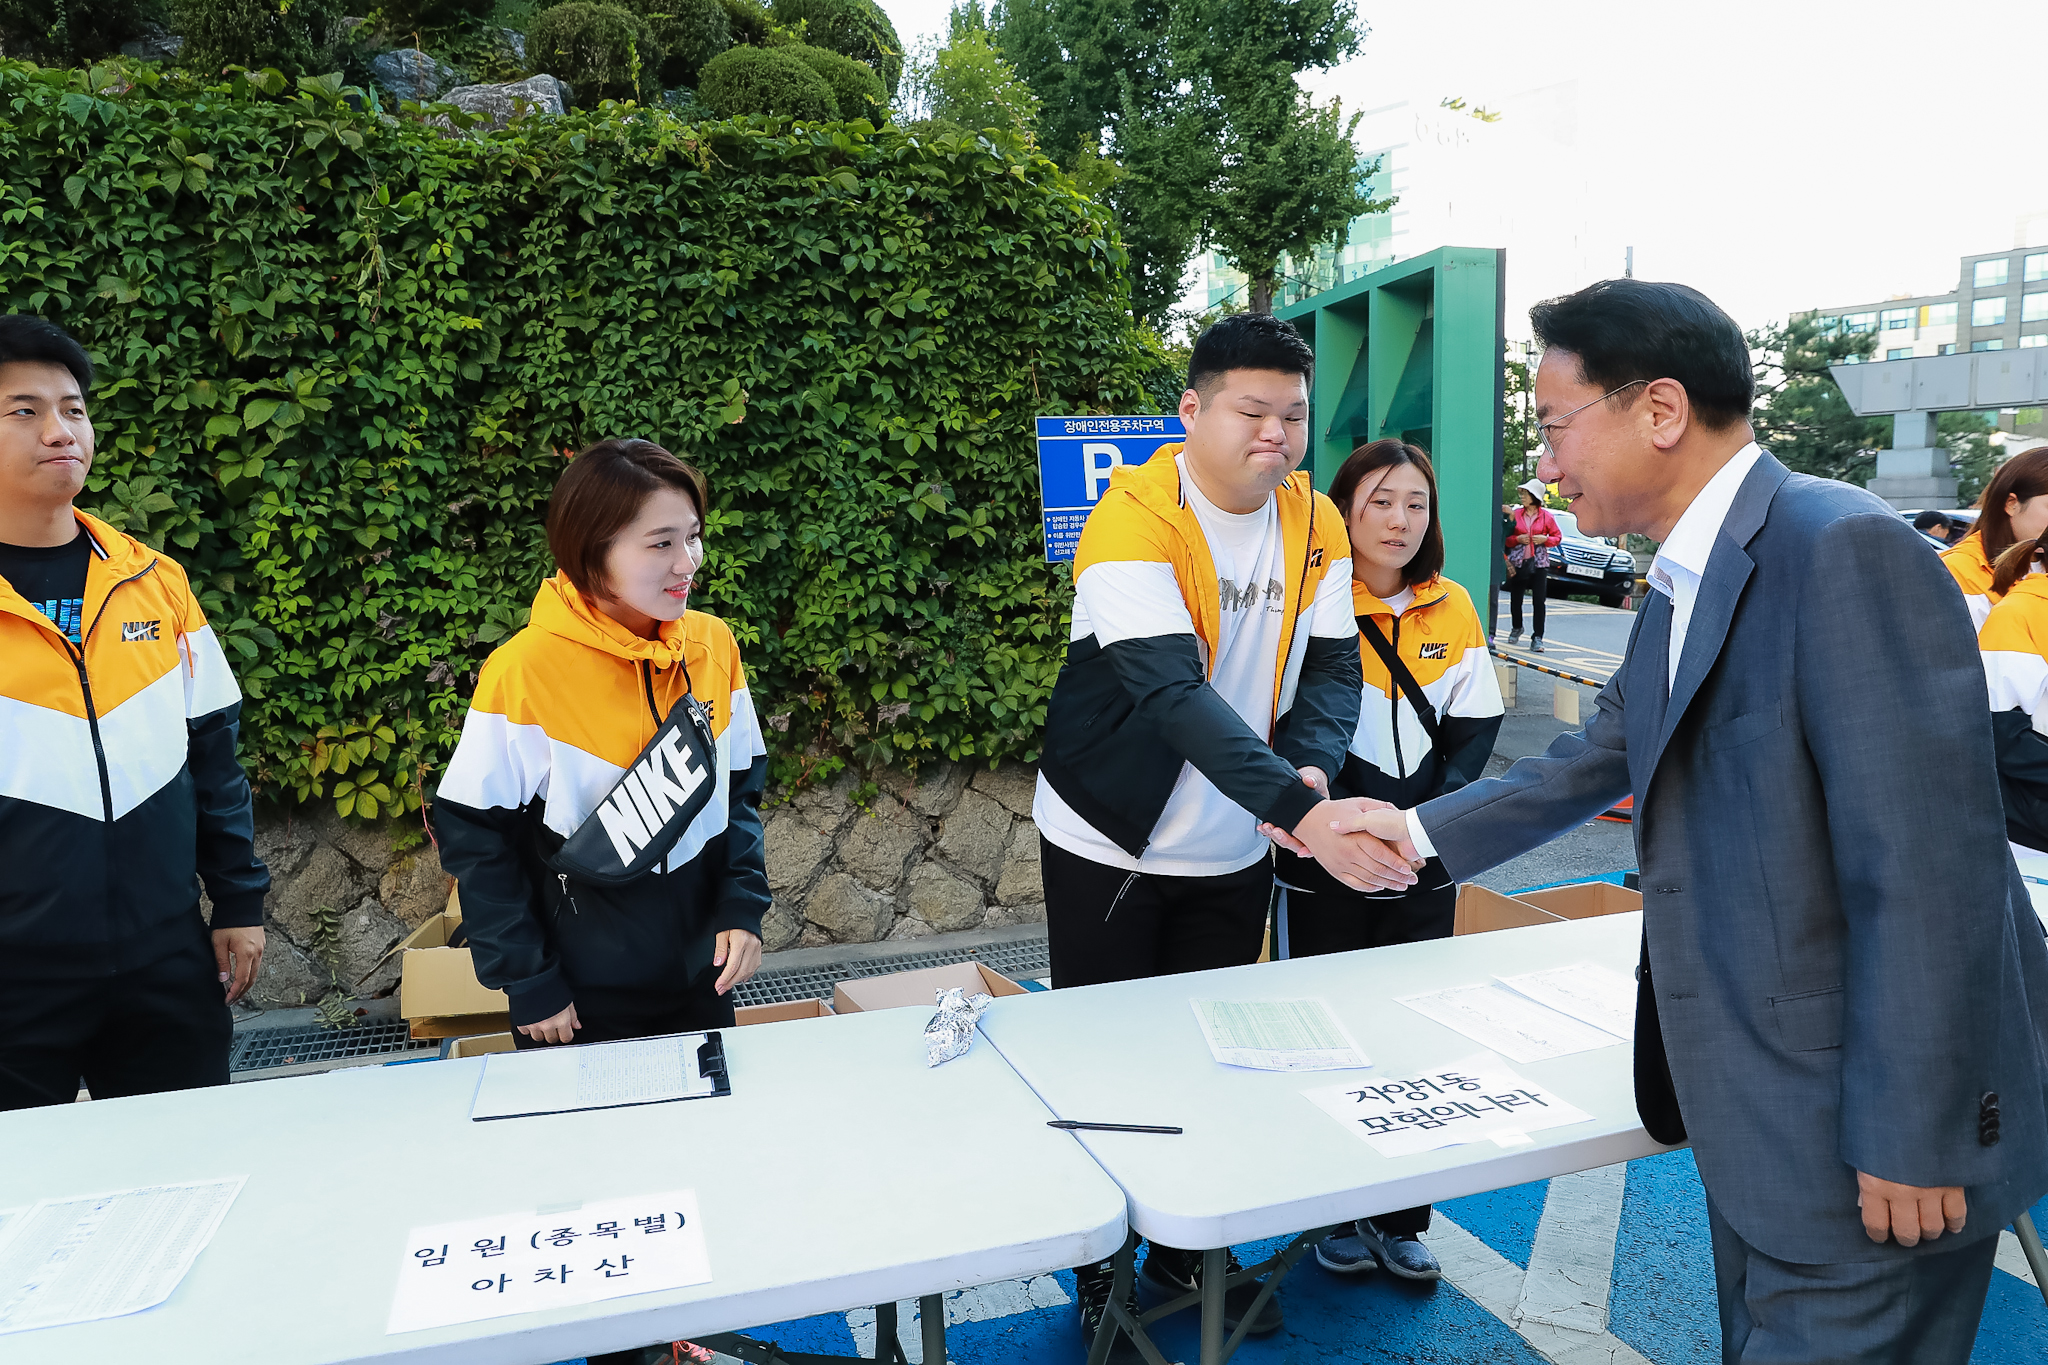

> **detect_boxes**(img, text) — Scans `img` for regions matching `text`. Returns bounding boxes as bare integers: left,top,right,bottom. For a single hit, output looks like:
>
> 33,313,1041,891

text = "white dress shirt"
1404,442,1764,860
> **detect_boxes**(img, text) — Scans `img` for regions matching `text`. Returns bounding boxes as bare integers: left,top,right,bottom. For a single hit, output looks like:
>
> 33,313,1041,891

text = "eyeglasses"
1534,380,1647,456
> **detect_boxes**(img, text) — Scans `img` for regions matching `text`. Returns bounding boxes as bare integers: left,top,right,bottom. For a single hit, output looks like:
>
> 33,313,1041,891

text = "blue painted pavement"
550,1153,2045,1364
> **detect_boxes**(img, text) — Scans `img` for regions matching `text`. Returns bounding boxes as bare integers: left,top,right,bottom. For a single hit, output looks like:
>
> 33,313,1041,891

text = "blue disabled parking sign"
1035,414,1186,563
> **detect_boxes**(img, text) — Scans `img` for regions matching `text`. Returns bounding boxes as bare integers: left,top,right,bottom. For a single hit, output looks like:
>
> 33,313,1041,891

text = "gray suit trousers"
1707,1195,1997,1364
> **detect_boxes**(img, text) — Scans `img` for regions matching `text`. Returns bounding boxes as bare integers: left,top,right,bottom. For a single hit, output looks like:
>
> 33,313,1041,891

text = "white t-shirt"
1035,456,1354,875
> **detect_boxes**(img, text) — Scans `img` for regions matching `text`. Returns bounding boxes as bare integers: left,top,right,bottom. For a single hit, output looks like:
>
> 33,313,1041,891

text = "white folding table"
977,912,1674,1365
1,1005,1128,1364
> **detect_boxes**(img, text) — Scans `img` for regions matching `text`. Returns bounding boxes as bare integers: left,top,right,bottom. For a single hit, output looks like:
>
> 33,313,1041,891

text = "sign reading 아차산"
1035,415,1186,563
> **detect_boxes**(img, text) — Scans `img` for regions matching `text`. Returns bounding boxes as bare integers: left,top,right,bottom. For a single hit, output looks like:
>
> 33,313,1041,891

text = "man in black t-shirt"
0,314,271,1109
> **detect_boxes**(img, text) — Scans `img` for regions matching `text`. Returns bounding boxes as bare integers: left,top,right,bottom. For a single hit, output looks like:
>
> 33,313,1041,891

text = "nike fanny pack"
550,693,719,884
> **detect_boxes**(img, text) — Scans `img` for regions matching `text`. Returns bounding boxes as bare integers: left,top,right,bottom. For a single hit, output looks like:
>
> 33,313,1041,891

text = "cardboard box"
832,962,1028,1015
442,1032,517,1059
1515,881,1643,920
1454,884,1566,935
734,998,836,1026
397,907,512,1040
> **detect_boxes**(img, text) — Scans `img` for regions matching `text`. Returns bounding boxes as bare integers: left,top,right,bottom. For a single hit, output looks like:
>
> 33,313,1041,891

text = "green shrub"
528,1,654,105
713,0,769,45
770,0,899,94
380,0,496,31
696,42,834,121
0,0,162,66
0,59,1157,817
174,0,344,78
785,42,881,121
648,0,731,87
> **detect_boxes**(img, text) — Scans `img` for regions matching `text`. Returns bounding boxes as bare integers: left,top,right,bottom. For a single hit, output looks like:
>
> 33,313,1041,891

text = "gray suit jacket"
1422,453,2048,1265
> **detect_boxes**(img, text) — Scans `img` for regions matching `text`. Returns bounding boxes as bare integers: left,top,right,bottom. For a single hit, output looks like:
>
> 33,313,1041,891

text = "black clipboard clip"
696,1031,732,1099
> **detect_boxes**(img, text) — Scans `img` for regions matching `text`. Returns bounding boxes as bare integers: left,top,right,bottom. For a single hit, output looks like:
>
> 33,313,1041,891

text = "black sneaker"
1139,1245,1284,1337
1075,1261,1146,1362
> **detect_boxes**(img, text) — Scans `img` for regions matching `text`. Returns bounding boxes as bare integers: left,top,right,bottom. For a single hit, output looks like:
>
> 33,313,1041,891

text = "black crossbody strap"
1359,616,1444,754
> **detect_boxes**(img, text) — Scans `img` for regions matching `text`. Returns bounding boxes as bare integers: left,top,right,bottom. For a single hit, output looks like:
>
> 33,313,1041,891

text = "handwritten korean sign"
387,1190,711,1334
1301,1057,1593,1158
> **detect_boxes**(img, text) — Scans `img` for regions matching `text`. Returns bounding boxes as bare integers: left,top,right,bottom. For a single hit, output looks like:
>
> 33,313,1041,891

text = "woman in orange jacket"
1980,532,2048,849
1944,447,2048,630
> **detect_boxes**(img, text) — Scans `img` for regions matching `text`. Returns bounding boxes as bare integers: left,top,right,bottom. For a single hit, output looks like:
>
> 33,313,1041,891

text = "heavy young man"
0,315,269,1109
1035,312,1409,1348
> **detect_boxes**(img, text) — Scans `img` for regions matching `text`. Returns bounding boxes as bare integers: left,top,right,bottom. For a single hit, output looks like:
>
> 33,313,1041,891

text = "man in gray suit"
1346,280,2048,1361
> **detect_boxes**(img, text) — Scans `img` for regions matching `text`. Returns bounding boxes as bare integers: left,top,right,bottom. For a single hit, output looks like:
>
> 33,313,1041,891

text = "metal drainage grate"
230,1018,436,1073
733,932,1051,1008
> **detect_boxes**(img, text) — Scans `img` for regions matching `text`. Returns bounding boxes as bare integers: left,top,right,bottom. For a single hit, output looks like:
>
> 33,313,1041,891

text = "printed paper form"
1496,962,1637,1041
1398,982,1623,1064
1190,998,1370,1071
1303,1055,1594,1158
388,1189,711,1334
471,1033,719,1120
0,1178,245,1335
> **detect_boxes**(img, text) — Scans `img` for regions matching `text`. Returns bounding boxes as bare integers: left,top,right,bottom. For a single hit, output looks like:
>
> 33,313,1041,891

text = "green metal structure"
1277,247,1507,627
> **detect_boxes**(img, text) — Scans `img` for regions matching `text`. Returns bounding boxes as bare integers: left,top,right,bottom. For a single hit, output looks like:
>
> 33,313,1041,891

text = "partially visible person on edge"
0,314,269,1111
1264,439,1504,1284
1504,477,1559,652
1979,533,2048,851
433,439,769,1365
1914,509,1953,549
1943,446,2048,630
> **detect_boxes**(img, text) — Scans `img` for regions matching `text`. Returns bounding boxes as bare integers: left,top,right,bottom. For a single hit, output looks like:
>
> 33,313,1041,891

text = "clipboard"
468,1030,731,1121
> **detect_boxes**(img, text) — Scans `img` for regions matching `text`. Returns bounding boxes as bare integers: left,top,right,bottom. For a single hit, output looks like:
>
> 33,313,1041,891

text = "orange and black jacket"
1277,576,1503,895
1038,445,1361,857
0,512,268,977
1979,573,2048,848
432,577,770,1026
1943,532,1998,631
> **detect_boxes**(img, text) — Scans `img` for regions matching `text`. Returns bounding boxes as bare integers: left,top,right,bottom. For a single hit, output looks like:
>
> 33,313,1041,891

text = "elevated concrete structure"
1828,351,2048,508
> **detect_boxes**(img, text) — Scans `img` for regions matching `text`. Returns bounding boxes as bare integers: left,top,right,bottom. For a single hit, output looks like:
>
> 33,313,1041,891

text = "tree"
899,25,1039,136
1942,411,1999,507
1747,315,1887,484
990,0,1208,326
1177,0,1382,313
1502,349,1538,503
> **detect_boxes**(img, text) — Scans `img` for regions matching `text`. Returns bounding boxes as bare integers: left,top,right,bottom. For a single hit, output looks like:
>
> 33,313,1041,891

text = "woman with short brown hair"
434,439,769,1064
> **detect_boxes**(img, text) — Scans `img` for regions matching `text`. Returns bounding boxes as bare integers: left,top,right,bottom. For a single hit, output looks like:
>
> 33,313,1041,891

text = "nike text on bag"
552,696,718,883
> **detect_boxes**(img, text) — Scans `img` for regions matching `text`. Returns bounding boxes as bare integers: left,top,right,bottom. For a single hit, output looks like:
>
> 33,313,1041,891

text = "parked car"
1546,510,1639,607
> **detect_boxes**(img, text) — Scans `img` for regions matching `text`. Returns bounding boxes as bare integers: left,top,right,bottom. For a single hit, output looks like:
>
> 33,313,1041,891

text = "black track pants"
0,929,231,1111
1041,836,1273,989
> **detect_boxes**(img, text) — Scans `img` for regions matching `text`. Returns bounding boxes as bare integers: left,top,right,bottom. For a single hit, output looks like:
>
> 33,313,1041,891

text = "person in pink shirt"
1506,478,1561,651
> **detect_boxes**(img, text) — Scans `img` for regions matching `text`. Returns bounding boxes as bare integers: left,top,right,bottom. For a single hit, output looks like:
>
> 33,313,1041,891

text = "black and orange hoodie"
1979,572,2048,848
433,575,769,1026
1276,574,1504,896
1036,444,1361,858
1943,532,1998,631
0,511,268,977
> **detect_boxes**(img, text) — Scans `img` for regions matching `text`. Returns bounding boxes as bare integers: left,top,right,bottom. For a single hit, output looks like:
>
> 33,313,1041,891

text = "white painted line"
845,1274,1072,1361
1517,1163,1628,1333
1429,1205,1655,1365
1996,1229,2040,1288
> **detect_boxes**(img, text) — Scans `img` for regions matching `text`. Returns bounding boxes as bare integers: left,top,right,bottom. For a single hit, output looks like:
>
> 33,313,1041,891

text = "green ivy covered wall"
0,61,1167,819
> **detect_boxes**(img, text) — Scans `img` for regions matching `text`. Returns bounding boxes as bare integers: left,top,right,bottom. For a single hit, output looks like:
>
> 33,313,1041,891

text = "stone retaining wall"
234,761,1044,1010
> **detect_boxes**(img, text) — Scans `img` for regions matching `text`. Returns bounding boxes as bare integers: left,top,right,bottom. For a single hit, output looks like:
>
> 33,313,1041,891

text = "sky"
877,0,2048,334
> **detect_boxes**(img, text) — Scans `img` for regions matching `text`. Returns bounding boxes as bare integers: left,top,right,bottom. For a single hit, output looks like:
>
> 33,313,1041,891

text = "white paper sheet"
1398,982,1623,1063
0,1178,245,1334
387,1189,712,1334
1496,962,1637,1041
2009,842,2048,884
471,1033,720,1120
1190,998,1370,1071
1303,1055,1594,1157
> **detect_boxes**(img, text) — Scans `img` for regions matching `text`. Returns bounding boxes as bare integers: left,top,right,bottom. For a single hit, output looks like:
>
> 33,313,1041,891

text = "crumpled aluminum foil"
924,985,994,1067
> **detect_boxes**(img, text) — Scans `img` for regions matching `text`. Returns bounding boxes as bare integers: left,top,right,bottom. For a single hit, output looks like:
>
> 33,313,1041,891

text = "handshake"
1258,768,1427,893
